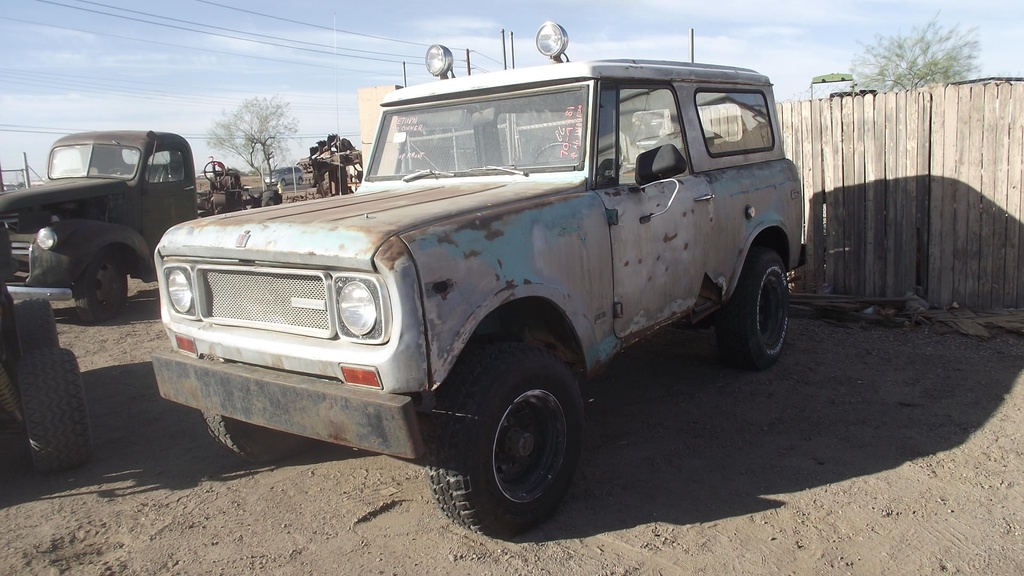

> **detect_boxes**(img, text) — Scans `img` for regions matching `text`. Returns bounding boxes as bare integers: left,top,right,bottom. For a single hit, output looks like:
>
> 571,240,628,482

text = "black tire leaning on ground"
73,247,128,324
18,347,92,472
715,246,789,370
203,413,313,463
14,299,59,350
426,342,584,539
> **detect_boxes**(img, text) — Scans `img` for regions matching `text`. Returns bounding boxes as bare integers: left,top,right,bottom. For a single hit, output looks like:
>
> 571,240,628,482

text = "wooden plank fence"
777,81,1024,310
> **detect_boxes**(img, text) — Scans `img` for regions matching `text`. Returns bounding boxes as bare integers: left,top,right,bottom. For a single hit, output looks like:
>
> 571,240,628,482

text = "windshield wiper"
402,168,455,182
458,165,529,177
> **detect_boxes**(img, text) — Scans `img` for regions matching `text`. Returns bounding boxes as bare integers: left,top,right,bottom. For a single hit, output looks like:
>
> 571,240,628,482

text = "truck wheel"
427,343,584,538
18,347,92,472
73,248,128,324
203,413,311,462
15,299,59,350
715,247,789,370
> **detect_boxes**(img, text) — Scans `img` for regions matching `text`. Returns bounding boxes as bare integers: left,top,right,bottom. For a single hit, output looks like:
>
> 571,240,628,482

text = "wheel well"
105,242,151,281
749,226,789,269
467,297,585,373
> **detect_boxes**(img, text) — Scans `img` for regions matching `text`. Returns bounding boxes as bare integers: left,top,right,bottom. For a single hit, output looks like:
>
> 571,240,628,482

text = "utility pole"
689,28,695,63
510,31,516,68
466,48,471,76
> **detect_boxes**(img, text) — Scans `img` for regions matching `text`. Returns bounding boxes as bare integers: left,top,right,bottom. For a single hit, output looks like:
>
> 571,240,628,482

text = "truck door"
141,140,196,251
594,85,715,339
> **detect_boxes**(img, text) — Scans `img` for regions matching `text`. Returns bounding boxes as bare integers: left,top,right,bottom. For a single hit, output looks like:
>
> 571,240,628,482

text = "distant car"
266,166,304,187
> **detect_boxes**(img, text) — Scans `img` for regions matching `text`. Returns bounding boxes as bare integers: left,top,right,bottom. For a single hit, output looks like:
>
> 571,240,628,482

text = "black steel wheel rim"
492,390,567,503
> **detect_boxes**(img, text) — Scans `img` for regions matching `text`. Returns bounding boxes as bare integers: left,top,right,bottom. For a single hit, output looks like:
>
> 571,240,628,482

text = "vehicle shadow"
523,318,1022,542
51,283,161,326
0,361,364,508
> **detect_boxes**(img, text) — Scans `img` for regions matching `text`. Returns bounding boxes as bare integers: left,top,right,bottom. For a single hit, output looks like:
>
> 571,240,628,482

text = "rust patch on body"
430,279,455,301
463,249,481,259
663,233,678,243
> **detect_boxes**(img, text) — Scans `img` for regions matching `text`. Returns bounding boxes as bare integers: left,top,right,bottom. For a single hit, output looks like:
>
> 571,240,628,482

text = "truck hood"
157,179,583,272
0,178,130,212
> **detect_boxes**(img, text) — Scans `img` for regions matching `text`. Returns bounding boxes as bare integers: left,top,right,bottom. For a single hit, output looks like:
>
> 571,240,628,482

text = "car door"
141,141,196,252
593,84,715,339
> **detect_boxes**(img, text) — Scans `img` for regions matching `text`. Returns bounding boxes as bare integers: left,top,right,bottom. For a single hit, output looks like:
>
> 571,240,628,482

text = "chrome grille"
200,268,332,337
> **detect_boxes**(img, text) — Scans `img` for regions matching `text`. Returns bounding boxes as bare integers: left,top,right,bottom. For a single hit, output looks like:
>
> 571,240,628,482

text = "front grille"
199,268,332,337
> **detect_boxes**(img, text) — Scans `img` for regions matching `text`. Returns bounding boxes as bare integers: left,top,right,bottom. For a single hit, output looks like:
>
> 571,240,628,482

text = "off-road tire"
73,248,128,324
715,247,789,370
203,413,311,463
15,299,60,351
426,343,584,539
18,347,92,472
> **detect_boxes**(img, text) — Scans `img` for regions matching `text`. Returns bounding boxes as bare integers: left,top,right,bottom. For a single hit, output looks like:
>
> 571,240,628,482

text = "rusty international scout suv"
151,23,804,537
0,131,197,323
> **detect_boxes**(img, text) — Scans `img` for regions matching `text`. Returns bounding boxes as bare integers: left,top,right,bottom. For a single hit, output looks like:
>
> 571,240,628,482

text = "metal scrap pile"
297,134,363,200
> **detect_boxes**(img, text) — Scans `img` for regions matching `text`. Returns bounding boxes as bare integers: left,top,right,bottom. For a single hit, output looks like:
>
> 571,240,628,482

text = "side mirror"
635,144,687,187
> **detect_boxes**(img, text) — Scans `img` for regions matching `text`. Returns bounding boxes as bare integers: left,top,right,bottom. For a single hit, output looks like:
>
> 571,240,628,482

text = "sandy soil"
2,280,1022,575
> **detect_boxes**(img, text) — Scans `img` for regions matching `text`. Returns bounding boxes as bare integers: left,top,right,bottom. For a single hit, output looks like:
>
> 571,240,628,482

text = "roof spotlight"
536,21,569,63
425,44,455,79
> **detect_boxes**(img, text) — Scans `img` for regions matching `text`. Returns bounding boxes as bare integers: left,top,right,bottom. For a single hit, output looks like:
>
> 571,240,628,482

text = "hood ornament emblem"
235,230,251,248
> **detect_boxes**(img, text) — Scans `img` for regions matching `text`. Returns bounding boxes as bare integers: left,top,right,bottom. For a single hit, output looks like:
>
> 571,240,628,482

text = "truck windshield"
368,86,588,181
48,144,142,180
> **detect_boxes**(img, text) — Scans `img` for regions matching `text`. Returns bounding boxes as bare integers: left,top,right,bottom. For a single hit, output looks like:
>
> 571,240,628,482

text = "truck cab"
0,131,197,322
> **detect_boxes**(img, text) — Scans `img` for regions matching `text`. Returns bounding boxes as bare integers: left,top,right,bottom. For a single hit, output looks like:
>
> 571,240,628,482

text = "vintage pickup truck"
151,23,804,537
0,131,197,322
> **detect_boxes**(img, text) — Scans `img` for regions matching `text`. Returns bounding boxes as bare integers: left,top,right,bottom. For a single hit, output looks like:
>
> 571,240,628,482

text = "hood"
158,178,584,272
0,178,131,212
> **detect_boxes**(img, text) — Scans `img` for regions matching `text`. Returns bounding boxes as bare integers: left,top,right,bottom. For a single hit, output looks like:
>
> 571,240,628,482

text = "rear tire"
426,343,584,538
203,413,311,463
18,347,92,472
15,299,59,350
715,247,789,370
73,248,128,324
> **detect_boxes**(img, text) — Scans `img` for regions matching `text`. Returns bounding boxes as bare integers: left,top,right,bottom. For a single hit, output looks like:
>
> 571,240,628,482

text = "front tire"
73,248,128,324
15,299,59,351
427,343,584,538
203,413,311,462
715,247,789,370
18,347,92,472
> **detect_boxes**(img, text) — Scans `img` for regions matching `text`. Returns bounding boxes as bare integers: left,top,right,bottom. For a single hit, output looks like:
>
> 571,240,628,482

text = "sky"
1,0,1022,184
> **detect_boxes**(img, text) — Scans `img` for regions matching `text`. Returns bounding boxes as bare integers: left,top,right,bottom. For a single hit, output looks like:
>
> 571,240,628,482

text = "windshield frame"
366,83,592,182
48,143,143,181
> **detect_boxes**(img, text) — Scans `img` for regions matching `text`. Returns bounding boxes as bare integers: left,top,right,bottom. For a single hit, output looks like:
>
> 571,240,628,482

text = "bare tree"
207,96,299,180
852,15,981,92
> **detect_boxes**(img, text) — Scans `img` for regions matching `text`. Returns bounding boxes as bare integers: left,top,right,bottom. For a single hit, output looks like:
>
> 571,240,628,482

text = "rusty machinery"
197,159,266,216
300,135,363,200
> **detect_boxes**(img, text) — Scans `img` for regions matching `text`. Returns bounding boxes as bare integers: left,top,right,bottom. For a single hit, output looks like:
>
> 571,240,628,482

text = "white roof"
382,60,771,107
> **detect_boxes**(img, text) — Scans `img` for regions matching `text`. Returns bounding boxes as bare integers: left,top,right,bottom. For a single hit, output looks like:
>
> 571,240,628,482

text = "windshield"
368,86,589,181
48,143,142,180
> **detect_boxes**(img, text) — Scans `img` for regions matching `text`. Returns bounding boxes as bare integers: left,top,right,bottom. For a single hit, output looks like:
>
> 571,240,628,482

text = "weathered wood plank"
917,91,932,296
843,96,860,294
904,90,920,295
978,83,1000,309
809,99,826,292
862,94,878,296
927,86,947,304
1009,84,1024,308
988,83,1010,307
892,91,908,297
952,86,972,305
966,85,986,307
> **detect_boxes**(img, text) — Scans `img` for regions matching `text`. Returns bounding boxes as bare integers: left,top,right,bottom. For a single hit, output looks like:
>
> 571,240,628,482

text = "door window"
595,85,686,187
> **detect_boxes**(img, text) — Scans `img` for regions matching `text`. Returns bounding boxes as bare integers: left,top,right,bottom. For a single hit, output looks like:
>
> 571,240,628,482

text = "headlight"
337,280,377,336
166,268,194,314
425,44,454,79
536,21,569,62
35,227,57,250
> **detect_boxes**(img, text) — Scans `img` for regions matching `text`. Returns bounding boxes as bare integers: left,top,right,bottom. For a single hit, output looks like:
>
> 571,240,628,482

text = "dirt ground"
2,280,1022,575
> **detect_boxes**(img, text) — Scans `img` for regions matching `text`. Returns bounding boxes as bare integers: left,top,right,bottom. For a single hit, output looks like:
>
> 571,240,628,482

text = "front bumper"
152,350,424,458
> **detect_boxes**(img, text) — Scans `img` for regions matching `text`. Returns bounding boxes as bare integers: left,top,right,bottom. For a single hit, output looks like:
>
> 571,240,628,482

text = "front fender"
400,192,615,386
27,220,152,287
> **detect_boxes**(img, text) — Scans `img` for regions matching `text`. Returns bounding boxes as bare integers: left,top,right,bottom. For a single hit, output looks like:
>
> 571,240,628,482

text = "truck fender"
28,219,153,288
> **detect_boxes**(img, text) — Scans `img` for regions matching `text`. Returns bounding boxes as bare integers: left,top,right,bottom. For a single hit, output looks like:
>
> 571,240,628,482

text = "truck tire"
15,299,59,351
203,413,311,462
18,347,92,472
715,247,789,370
426,343,584,538
73,248,128,324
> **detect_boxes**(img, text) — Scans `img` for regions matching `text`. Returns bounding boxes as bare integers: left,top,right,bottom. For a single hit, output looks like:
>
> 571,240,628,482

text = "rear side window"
695,91,774,156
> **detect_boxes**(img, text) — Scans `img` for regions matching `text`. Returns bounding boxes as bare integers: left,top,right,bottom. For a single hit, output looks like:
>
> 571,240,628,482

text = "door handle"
695,193,715,202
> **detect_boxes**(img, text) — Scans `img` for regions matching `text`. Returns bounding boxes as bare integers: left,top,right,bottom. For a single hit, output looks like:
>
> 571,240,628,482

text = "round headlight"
35,227,57,251
167,269,194,314
536,21,569,61
425,44,454,78
338,281,377,336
